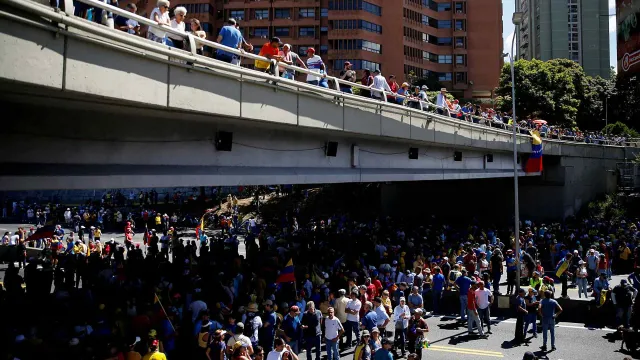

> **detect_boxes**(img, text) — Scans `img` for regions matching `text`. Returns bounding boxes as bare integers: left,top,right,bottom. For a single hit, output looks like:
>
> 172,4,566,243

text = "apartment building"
123,0,503,100
516,0,610,78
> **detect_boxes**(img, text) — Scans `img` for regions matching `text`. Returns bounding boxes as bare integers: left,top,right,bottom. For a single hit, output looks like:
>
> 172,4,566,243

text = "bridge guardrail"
0,0,636,148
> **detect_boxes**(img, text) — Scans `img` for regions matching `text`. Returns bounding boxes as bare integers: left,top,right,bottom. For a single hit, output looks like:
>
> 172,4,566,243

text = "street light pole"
511,11,524,291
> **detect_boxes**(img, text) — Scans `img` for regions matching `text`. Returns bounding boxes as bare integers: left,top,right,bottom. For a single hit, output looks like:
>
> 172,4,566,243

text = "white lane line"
497,319,615,331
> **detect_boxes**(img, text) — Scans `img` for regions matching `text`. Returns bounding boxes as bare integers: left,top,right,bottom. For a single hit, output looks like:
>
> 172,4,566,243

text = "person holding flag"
555,253,573,299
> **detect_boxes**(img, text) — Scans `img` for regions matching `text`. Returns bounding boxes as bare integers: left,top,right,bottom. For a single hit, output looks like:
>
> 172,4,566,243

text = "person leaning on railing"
255,37,283,76
167,6,187,50
114,3,140,35
148,0,171,43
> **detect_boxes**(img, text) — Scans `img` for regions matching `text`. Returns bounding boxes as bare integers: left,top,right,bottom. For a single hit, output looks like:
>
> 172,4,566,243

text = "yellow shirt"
621,247,631,260
142,351,167,360
94,229,101,238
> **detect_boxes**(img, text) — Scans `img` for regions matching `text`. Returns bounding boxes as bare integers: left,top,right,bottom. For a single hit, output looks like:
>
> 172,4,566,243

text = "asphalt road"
0,224,632,359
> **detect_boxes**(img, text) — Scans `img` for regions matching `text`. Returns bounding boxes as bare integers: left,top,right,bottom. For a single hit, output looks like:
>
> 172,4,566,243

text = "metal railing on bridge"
0,0,637,148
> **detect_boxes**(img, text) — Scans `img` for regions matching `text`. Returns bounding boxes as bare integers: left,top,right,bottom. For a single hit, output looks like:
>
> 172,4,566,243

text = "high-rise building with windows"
516,0,610,78
125,0,503,100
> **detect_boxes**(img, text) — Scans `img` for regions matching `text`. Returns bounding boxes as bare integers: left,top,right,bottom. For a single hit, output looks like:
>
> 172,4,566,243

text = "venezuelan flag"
525,129,543,173
276,259,296,283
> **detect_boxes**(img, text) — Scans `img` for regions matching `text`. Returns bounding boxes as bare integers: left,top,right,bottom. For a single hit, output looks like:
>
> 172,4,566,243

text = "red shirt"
467,288,477,310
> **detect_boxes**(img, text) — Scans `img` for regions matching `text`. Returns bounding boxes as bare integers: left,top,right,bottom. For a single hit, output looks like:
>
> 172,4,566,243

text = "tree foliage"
602,121,639,137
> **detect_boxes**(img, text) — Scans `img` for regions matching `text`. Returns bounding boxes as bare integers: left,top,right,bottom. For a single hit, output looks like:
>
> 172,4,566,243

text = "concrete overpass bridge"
0,0,636,218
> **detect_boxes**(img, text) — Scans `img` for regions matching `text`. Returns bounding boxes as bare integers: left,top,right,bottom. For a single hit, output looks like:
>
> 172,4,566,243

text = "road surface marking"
427,345,504,357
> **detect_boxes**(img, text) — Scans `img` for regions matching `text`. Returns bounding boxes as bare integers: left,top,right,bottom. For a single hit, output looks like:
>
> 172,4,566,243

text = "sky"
502,0,618,71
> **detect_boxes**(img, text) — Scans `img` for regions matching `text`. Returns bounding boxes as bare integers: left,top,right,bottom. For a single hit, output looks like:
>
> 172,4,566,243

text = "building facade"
516,0,610,78
123,0,503,100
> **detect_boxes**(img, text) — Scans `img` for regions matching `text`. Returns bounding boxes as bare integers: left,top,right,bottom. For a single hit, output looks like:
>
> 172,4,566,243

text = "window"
362,1,381,16
455,2,464,13
299,8,315,18
331,39,381,54
437,3,451,11
202,23,213,34
438,55,452,64
438,72,452,81
422,15,430,26
230,10,244,20
182,4,210,14
274,8,291,19
252,28,268,37
454,37,464,47
298,46,311,56
333,59,380,71
455,55,465,64
254,9,268,20
455,20,465,31
438,37,452,45
437,20,452,29
321,8,328,17
331,20,381,33
320,26,328,33
299,27,315,37
253,46,262,55
274,27,290,37
320,45,328,54
328,0,381,16
455,72,467,83
360,20,382,34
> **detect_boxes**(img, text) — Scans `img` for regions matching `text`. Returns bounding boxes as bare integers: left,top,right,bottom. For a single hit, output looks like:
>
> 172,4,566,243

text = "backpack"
244,313,256,337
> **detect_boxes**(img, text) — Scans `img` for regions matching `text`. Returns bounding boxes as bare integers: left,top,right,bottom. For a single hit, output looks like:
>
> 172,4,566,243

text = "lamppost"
511,10,524,291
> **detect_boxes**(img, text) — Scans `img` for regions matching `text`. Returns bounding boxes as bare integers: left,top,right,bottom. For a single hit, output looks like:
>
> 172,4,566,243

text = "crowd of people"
2,185,640,359
57,0,633,147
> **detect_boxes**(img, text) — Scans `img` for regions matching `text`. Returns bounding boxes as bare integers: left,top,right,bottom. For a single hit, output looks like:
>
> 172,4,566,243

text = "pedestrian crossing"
426,345,504,357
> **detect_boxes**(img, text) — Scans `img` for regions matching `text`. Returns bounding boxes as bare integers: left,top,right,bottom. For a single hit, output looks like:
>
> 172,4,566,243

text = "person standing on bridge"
148,0,171,44
216,18,243,64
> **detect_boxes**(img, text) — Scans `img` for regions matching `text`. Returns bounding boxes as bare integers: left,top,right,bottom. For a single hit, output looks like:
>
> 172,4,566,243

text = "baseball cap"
344,61,351,66
306,47,316,53
270,37,281,44
263,299,273,306
151,339,159,347
290,305,300,313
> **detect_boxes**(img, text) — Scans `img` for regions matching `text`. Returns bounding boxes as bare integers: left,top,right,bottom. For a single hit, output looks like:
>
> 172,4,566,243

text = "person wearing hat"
282,305,303,353
406,309,428,360
505,249,517,295
392,296,410,355
576,260,589,298
354,330,372,360
435,88,448,115
339,61,356,93
256,37,284,75
261,300,277,352
228,322,254,356
529,271,542,291
207,329,228,360
142,339,167,360
396,82,410,105
244,303,262,348
305,47,327,87
612,279,637,328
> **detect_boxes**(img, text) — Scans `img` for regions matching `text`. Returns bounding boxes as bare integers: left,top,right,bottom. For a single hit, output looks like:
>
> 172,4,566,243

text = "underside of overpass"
0,92,532,190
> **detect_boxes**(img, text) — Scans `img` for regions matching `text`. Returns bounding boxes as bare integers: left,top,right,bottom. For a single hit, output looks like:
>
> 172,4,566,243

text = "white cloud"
504,30,515,62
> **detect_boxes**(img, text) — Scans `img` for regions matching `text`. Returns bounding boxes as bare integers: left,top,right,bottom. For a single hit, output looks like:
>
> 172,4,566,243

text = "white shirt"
346,298,361,322
324,316,343,340
149,8,170,38
267,349,284,360
374,305,389,327
475,288,492,309
393,304,410,329
306,55,324,81
9,235,19,246
436,93,447,107
227,334,252,348
370,74,391,98
169,19,186,40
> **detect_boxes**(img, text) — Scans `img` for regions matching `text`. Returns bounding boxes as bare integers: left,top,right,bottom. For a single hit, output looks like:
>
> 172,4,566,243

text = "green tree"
576,75,614,130
495,58,585,126
602,121,639,137
610,74,640,126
